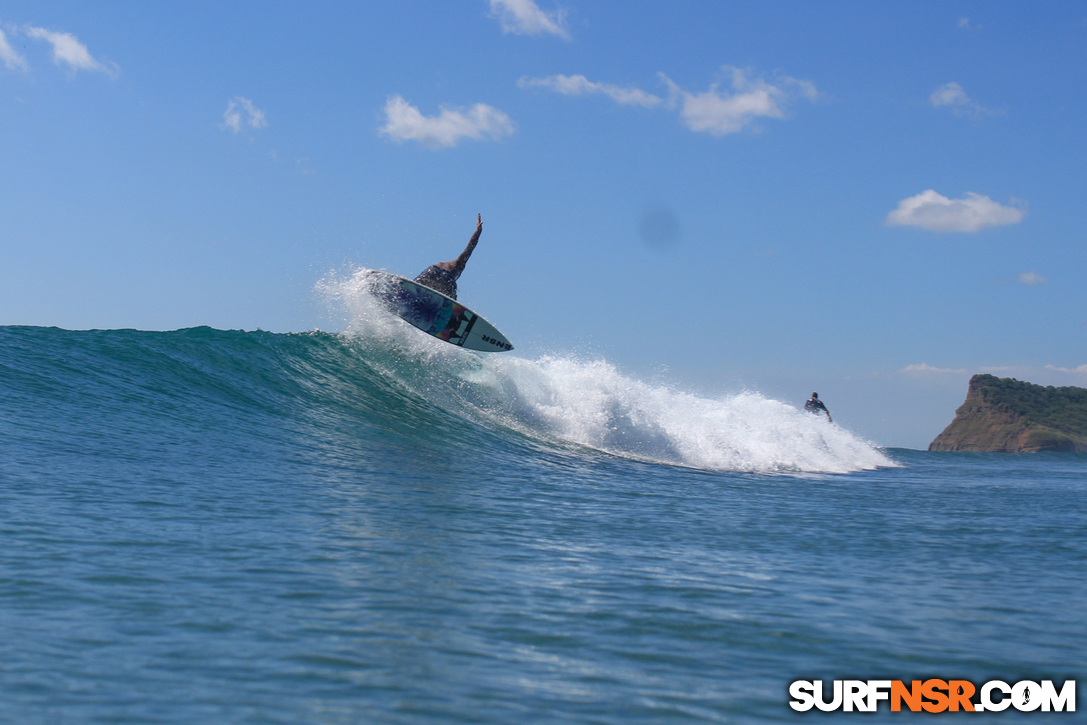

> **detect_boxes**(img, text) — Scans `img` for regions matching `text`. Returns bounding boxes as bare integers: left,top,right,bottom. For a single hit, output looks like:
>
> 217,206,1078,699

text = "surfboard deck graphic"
368,271,514,353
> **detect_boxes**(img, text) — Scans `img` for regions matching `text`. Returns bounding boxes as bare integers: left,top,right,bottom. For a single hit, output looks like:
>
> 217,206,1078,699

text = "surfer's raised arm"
450,213,482,274
412,214,483,301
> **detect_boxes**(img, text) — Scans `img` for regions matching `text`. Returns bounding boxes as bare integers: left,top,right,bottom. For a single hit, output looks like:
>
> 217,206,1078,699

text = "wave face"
312,267,892,474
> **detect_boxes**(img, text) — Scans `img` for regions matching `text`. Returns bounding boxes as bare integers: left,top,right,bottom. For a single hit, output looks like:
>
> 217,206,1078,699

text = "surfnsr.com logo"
789,679,1076,713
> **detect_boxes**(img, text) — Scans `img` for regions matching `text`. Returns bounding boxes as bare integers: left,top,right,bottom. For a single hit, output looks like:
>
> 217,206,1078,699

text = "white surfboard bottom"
368,272,513,353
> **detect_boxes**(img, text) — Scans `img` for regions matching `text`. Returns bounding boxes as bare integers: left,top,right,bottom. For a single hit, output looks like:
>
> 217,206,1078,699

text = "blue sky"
3,1,1085,449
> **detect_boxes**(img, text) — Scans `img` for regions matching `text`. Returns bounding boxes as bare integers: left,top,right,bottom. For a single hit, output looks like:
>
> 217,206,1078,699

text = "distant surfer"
413,213,482,301
804,392,832,422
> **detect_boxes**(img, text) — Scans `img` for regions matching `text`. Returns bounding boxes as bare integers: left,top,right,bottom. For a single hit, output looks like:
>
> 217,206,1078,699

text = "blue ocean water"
1,305,1084,722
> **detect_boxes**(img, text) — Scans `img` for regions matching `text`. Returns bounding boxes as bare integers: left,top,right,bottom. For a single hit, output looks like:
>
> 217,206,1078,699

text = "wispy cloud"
221,97,268,133
0,28,28,71
1018,271,1047,285
901,363,968,374
517,74,664,108
899,363,1087,388
519,66,818,136
379,95,515,149
886,190,1025,232
930,81,999,119
24,26,117,77
661,67,819,136
488,0,570,40
1045,364,1087,375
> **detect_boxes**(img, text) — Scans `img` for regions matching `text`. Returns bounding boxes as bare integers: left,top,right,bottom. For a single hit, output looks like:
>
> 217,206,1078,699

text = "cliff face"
929,374,1087,453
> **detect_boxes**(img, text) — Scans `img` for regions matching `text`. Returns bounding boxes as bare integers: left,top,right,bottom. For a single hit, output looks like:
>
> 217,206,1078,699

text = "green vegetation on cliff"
929,374,1087,453
973,374,1087,437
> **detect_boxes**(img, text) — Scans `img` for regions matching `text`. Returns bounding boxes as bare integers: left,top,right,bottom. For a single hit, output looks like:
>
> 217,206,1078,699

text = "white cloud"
0,28,28,71
659,67,819,136
517,74,664,108
221,97,267,133
1045,364,1087,375
379,95,515,149
488,0,569,39
24,26,117,77
522,67,818,136
930,81,998,119
886,190,1025,232
901,363,967,374
1018,271,1047,285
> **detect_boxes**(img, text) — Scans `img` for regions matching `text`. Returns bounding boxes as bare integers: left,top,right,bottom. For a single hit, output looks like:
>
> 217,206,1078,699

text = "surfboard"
367,271,514,353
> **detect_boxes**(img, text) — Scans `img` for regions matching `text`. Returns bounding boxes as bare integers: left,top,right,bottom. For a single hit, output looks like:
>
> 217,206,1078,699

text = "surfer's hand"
477,213,482,229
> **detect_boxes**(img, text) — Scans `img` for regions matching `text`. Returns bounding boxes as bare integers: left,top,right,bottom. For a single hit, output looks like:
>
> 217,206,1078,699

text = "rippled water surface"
1,325,1083,723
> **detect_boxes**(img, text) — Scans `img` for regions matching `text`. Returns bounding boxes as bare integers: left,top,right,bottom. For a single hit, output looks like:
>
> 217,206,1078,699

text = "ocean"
2,280,1084,723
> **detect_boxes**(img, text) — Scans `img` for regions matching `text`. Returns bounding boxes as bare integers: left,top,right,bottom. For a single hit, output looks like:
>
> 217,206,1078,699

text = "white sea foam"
471,355,893,473
319,267,894,474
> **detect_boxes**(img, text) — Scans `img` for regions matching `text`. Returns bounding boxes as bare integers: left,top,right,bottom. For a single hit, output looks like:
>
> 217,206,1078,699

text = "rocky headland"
929,374,1087,452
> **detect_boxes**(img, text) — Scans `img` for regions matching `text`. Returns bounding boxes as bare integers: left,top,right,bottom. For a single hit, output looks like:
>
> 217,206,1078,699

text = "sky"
2,1,1086,449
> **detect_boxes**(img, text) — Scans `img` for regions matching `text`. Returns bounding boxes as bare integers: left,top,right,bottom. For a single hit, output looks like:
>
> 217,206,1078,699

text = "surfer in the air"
804,393,832,422
413,213,482,301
